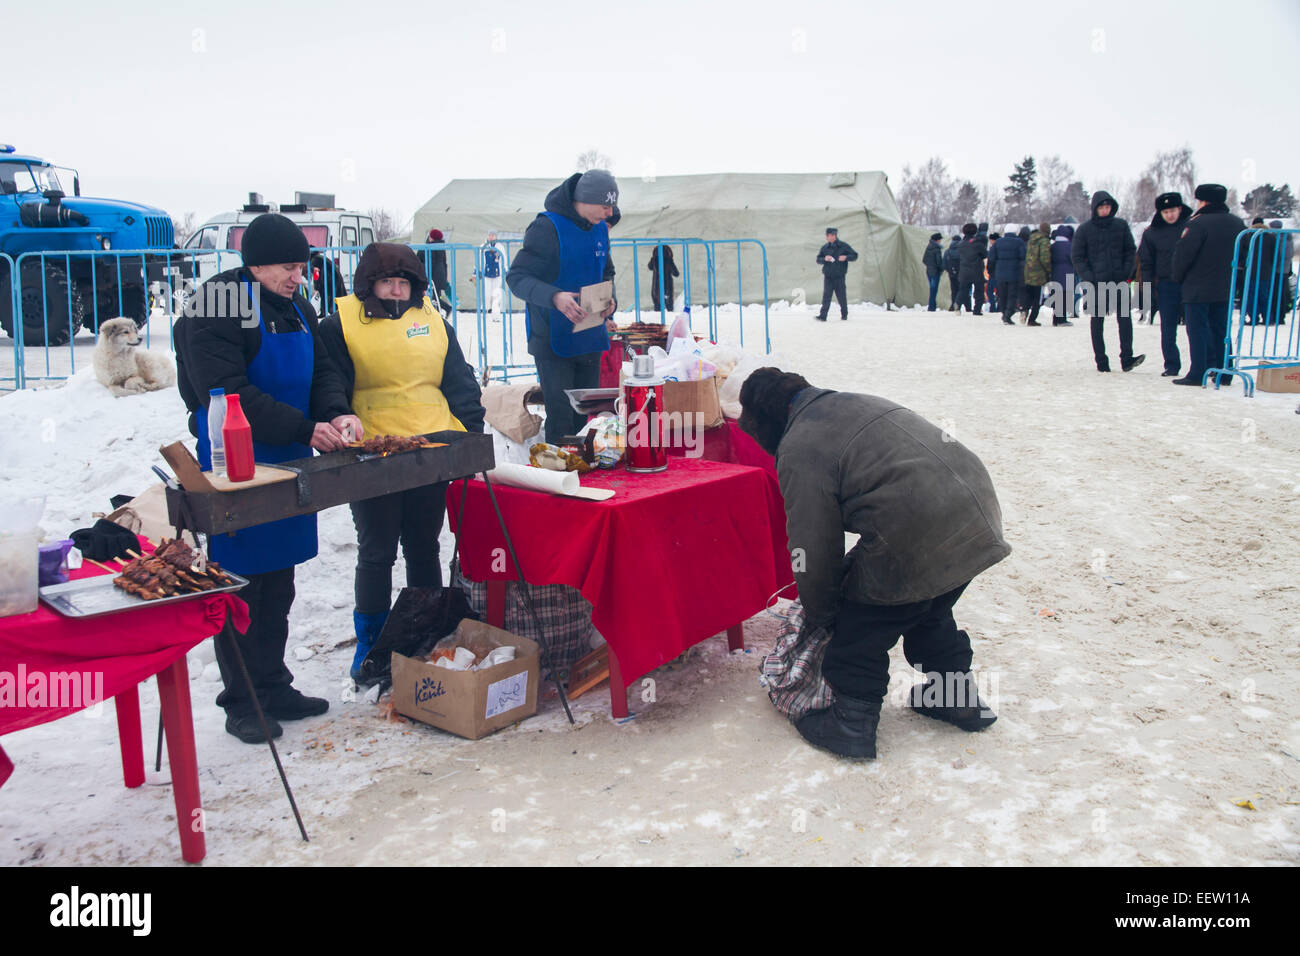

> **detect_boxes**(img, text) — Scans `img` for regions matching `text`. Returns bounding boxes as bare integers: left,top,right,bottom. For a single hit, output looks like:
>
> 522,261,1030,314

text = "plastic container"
222,393,255,482
207,387,227,476
0,498,45,617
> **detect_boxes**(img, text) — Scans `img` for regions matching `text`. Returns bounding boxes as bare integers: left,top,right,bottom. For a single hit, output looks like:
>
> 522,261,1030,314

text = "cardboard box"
391,620,539,739
663,377,724,428
1255,363,1300,393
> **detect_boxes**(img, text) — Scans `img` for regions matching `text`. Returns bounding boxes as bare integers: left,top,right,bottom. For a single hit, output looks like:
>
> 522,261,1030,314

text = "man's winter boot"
351,609,389,683
910,672,997,731
795,694,881,759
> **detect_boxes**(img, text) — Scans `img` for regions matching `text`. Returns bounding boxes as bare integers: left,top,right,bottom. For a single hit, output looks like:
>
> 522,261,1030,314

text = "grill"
145,215,173,249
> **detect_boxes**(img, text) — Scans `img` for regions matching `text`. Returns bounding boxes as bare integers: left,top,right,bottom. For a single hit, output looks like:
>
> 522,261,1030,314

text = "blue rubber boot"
351,609,389,683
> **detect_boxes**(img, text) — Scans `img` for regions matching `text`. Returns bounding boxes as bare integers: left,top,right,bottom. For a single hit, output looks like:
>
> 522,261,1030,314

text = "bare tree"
1125,174,1159,220
1037,155,1077,220
1143,147,1197,200
895,157,959,226
366,207,401,241
575,148,613,172
976,183,1006,225
171,211,196,245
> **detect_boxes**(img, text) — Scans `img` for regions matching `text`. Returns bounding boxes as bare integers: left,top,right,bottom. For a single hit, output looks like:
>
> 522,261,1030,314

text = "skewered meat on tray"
111,538,236,601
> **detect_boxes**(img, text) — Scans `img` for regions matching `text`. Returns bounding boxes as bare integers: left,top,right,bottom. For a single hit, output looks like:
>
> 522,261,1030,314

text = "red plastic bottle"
222,393,255,482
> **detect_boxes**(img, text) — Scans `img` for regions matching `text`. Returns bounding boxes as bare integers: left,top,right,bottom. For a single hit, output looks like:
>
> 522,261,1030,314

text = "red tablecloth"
450,457,793,682
0,544,246,862
0,559,248,738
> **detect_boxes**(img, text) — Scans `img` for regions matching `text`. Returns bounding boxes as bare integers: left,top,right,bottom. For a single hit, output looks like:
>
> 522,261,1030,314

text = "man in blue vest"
174,214,361,743
480,231,505,315
507,170,619,443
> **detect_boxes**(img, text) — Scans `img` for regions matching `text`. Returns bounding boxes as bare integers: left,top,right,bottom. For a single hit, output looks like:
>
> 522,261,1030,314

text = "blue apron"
525,211,610,357
195,287,317,576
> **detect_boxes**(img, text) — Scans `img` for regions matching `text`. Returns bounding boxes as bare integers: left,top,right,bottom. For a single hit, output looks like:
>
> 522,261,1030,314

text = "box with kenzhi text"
391,621,539,739
1255,363,1300,393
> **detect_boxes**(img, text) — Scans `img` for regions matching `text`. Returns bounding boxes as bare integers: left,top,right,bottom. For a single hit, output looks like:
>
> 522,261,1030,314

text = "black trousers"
533,349,601,443
818,275,848,318
956,278,985,313
947,272,959,305
1089,311,1134,370
822,583,973,702
350,482,448,614
1022,284,1043,321
998,279,1023,322
650,275,674,311
214,566,296,716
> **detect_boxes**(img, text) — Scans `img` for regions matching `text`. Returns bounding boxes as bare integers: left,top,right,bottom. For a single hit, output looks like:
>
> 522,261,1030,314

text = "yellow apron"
338,294,466,437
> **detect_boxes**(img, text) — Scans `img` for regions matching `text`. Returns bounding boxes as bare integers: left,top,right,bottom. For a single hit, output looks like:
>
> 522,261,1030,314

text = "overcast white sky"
4,0,1297,229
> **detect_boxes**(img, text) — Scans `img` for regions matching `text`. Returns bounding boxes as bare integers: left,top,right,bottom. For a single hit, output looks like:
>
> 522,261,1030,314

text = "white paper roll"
487,462,580,496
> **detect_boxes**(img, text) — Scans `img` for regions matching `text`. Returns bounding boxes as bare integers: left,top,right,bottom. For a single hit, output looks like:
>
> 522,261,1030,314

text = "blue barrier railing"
1,252,20,390
1208,227,1299,395
2,235,774,389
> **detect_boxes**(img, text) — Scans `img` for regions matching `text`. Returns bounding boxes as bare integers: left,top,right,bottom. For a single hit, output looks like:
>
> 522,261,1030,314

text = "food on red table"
613,322,670,350
347,435,448,456
112,538,236,601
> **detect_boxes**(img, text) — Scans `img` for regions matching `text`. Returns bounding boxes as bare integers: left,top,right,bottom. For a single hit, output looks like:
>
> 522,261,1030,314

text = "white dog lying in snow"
93,317,176,397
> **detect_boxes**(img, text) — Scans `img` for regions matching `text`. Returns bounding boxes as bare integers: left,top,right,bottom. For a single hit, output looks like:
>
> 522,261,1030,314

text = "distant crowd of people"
919,187,1294,380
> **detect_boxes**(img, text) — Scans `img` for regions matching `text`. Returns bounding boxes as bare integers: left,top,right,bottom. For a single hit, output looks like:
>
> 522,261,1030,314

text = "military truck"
0,145,185,346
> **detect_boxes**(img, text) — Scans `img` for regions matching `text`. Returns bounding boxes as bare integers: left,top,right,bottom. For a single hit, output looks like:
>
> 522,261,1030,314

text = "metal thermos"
623,354,667,473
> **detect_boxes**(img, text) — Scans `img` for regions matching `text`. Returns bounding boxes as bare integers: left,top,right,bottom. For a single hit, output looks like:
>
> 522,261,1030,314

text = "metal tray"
564,387,620,414
39,570,249,619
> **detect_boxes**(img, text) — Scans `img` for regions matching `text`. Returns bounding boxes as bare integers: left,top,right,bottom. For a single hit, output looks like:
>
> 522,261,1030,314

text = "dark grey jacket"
777,388,1011,628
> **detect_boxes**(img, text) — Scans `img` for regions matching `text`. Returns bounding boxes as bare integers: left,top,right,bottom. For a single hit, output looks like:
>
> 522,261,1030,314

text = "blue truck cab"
0,144,182,345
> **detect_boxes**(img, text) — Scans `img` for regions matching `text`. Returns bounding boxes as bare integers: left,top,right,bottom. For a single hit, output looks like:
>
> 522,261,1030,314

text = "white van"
182,197,376,312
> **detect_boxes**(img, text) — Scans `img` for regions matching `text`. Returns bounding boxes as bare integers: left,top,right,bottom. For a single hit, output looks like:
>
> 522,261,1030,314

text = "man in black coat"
815,227,858,321
989,228,1026,326
943,235,961,311
647,243,679,312
923,233,944,311
955,223,985,314
738,368,1008,759
173,213,360,743
1072,190,1144,372
1171,183,1246,386
506,171,619,442
1138,192,1193,376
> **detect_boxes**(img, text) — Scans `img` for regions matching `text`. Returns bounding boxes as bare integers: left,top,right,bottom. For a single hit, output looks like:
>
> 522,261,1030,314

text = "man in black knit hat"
174,213,361,743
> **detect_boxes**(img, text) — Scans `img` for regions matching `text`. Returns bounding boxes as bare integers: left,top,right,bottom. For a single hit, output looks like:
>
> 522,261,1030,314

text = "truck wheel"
0,260,85,347
102,282,149,331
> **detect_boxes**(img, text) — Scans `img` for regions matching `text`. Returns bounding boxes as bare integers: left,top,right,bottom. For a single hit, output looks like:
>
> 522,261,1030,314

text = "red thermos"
222,393,256,482
623,354,667,473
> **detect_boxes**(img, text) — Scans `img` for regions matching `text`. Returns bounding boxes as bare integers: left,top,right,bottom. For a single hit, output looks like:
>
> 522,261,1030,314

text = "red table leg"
156,658,206,864
607,645,629,719
114,686,145,789
486,579,506,628
726,623,745,652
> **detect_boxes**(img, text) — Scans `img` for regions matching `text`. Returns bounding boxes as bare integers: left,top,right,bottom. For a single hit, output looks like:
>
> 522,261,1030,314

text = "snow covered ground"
1,302,1298,866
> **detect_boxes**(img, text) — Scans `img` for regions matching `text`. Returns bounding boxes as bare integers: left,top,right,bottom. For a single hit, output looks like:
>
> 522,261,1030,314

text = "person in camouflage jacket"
1023,222,1052,325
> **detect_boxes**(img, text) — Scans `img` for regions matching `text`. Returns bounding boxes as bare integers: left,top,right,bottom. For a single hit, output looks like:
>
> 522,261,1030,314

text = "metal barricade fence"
1209,227,1299,395
476,235,771,383
1,252,19,390
3,247,241,388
